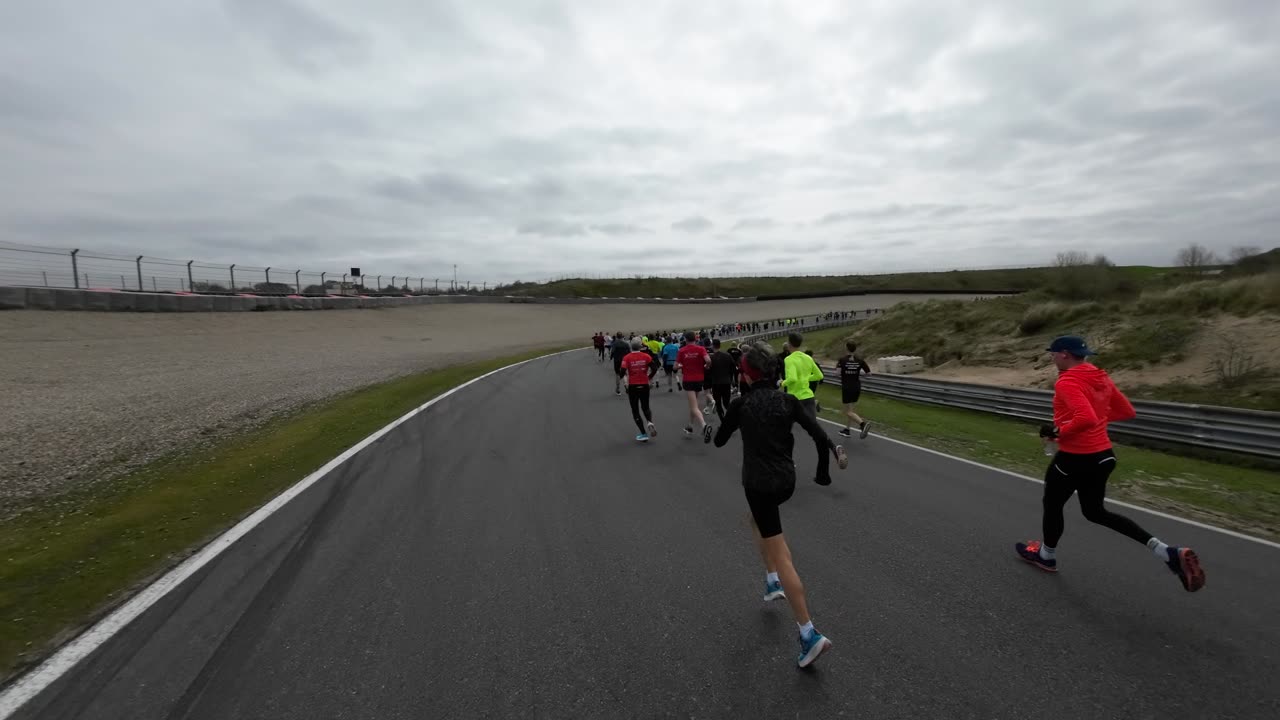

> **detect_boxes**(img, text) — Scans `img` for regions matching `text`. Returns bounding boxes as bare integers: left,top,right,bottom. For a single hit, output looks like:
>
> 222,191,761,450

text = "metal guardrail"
675,316,1277,460
818,371,1280,460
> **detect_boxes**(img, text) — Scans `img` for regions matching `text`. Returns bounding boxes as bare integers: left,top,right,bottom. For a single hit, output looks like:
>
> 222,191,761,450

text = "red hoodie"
1053,363,1136,454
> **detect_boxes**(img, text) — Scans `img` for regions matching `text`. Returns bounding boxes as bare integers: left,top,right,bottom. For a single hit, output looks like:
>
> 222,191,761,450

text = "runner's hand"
1038,424,1059,439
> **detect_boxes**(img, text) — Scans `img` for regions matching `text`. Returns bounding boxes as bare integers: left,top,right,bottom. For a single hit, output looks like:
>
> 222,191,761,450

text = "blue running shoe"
763,580,786,602
635,433,650,443
797,631,832,668
1165,546,1205,592
1015,540,1057,573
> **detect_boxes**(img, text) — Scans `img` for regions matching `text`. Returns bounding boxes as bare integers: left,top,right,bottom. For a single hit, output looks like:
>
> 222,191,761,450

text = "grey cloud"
672,216,714,233
223,0,369,73
590,223,651,235
731,217,779,231
516,219,586,237
2,1,1278,282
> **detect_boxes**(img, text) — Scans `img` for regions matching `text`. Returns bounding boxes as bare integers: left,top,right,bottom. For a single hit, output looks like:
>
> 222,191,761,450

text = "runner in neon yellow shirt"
782,332,824,418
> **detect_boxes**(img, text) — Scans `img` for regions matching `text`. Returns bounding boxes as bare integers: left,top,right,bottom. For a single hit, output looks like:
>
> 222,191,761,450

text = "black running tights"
627,385,652,433
1043,449,1152,548
710,384,732,420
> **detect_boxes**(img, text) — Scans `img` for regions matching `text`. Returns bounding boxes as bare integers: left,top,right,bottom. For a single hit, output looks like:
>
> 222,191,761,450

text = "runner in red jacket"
1015,336,1205,592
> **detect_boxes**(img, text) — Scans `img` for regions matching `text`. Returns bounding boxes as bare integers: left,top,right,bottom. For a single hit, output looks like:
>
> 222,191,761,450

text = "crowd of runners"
587,323,1205,671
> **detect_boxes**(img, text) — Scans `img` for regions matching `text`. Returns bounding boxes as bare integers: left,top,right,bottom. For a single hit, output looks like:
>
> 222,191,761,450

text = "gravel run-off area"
0,294,983,516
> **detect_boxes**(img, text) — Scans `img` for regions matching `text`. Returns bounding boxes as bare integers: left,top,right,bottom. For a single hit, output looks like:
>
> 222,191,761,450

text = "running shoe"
859,421,871,440
635,433,650,443
647,421,658,438
763,580,786,602
1165,547,1205,592
702,424,714,443
677,381,683,391
668,387,673,393
797,631,832,668
835,445,848,470
838,427,852,437
684,426,694,437
1015,540,1058,573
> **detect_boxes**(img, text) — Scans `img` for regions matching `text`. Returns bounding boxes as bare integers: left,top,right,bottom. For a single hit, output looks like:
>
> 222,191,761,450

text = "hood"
1058,363,1111,391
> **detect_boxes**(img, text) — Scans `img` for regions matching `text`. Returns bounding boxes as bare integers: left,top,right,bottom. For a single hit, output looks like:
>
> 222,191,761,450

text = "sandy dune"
0,294,983,511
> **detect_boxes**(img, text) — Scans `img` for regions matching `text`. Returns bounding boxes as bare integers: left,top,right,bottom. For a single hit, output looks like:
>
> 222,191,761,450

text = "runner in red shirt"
622,339,659,442
677,330,713,442
592,332,605,362
1015,336,1204,592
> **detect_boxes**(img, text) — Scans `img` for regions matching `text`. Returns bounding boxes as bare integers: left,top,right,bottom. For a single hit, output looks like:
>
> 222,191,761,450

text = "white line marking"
818,416,1280,550
0,347,586,718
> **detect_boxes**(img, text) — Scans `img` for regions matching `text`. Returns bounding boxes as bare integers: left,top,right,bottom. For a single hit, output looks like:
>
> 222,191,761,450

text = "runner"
660,336,680,392
622,339,660,442
836,341,872,439
803,348,822,414
593,332,606,362
1015,336,1205,592
727,342,743,396
677,330,714,442
610,332,631,396
713,342,848,668
707,339,736,421
781,333,824,418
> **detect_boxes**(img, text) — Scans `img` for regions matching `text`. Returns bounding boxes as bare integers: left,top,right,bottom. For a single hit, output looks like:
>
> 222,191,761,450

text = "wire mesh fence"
0,242,500,296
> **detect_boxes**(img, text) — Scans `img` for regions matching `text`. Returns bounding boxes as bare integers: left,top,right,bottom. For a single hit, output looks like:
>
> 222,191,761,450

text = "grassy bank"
498,265,1176,299
789,271,1280,410
0,345,575,681
810,385,1280,541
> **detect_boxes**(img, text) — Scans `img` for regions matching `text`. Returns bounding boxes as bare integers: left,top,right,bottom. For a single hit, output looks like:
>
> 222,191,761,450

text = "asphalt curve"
13,350,1280,719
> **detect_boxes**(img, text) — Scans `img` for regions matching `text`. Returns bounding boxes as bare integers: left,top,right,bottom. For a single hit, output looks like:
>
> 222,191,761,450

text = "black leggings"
627,384,653,433
710,384,732,420
1043,449,1152,547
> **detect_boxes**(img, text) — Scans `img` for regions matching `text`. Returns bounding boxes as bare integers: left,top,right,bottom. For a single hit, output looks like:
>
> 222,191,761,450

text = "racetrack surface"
13,350,1279,719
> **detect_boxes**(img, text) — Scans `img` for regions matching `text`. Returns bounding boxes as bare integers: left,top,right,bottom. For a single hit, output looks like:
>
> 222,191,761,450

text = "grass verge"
812,384,1280,542
0,345,575,682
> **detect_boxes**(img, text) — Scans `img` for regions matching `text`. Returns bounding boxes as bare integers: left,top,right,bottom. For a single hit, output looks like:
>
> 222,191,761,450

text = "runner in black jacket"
713,342,848,668
707,339,736,420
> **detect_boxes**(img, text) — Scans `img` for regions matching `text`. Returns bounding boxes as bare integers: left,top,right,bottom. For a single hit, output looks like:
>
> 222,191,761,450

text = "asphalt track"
11,350,1280,719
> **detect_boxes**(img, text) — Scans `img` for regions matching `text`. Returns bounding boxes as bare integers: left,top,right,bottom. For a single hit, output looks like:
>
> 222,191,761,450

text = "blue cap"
1047,336,1096,357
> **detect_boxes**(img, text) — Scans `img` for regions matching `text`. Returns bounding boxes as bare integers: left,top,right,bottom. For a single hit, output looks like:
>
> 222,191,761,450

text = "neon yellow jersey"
783,352,823,401
645,339,663,355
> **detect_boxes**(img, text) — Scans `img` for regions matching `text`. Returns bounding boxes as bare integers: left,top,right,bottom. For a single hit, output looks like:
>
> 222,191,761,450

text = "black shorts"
745,484,795,538
842,386,861,404
663,364,675,375
683,380,705,392
613,360,625,377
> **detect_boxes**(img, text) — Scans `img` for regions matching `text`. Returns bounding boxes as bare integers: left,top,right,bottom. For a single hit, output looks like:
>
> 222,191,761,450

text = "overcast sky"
2,0,1277,283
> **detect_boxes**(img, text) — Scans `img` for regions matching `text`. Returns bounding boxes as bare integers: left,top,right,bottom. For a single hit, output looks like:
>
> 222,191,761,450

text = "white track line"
0,347,586,719
818,416,1280,550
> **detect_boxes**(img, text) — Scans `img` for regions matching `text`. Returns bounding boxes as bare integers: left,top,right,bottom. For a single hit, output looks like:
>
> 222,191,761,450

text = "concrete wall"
0,286,756,313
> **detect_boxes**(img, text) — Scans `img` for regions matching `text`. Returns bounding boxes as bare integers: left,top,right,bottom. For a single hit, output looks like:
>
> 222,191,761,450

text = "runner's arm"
1054,378,1099,440
713,397,744,447
1108,385,1137,422
789,395,833,479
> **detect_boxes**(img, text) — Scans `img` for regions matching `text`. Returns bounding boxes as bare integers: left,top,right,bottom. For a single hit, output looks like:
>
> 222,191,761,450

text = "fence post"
377,275,382,290
321,272,327,294
230,264,236,291
483,281,487,292
434,278,439,290
295,270,301,294
265,267,271,289
342,273,347,295
391,276,397,290
42,271,48,287
136,256,144,291
419,278,424,292
152,277,157,292
71,249,80,289
187,261,194,291
120,275,126,290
